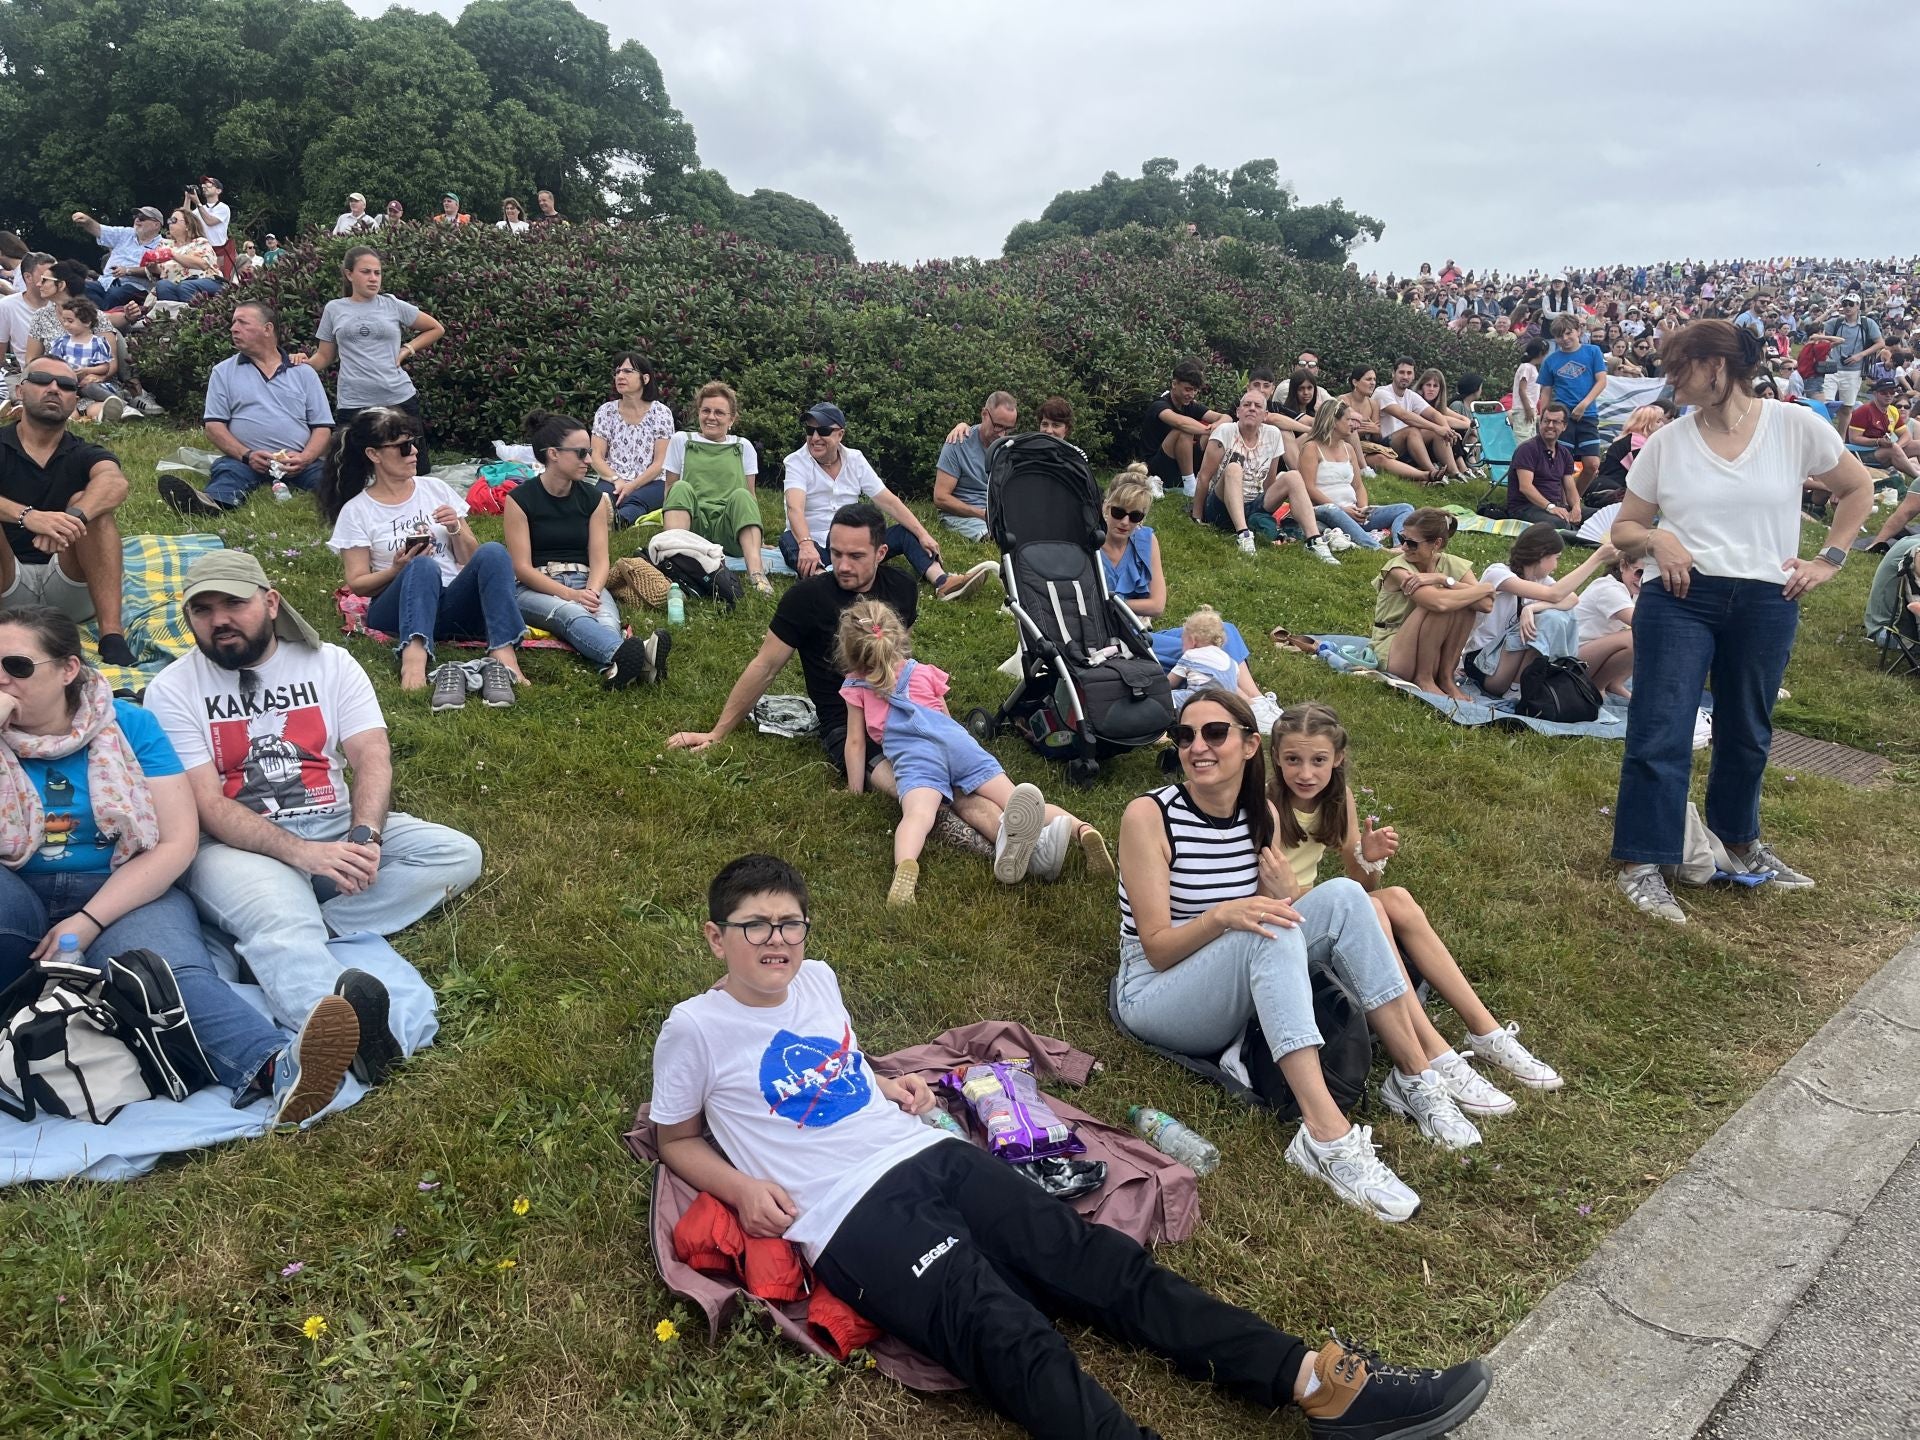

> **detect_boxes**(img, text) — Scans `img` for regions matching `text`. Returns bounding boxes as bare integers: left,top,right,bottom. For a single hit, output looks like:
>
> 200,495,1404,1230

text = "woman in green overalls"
660,381,773,596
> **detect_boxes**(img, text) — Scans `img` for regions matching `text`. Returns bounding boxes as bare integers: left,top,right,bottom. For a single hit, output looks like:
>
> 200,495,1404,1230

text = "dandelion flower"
512,1196,530,1217
495,1257,517,1271
654,1319,678,1343
302,1315,328,1340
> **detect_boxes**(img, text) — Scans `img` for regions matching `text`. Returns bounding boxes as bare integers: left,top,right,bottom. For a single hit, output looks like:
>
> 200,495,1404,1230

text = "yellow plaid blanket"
84,532,226,692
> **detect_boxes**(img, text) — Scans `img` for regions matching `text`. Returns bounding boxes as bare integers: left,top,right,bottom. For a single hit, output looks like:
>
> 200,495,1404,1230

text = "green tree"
730,189,854,262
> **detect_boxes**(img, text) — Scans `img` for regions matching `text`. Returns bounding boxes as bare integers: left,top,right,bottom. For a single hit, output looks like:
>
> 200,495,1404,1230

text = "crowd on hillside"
0,213,1914,1440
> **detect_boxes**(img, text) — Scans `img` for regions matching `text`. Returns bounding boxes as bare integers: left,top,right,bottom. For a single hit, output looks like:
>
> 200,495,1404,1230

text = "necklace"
1703,398,1753,435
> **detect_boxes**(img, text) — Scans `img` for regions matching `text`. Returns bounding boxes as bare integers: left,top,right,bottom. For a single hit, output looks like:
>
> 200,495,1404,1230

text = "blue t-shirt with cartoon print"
17,700,182,875
1538,342,1608,410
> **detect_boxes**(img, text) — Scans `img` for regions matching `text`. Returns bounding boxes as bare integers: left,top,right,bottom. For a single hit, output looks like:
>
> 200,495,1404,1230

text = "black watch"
347,824,382,846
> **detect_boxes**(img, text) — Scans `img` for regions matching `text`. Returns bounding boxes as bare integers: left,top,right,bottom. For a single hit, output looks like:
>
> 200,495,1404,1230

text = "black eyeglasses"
803,424,840,438
715,917,811,946
553,445,591,460
1170,721,1250,749
0,654,57,680
1108,505,1146,524
22,371,79,393
379,439,419,454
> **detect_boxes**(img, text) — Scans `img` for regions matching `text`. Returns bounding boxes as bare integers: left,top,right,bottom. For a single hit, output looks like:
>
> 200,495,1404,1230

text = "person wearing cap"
1822,294,1885,408
385,199,405,223
1846,379,1920,483
781,404,994,599
69,206,164,312
183,177,235,280
333,193,381,236
261,234,284,266
143,549,483,1078
434,193,469,227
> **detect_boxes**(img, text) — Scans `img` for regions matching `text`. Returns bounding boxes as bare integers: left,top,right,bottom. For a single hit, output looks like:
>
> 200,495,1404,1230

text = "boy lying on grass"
650,852,1492,1440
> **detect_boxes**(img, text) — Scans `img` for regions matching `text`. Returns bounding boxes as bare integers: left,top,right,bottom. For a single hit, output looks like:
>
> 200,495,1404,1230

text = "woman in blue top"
0,608,361,1123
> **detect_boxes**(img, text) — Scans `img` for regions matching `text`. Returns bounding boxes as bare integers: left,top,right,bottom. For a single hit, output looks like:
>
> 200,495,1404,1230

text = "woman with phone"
318,408,527,710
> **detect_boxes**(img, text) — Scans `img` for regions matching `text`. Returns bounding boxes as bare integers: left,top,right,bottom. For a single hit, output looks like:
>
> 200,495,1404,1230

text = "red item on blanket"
465,476,520,516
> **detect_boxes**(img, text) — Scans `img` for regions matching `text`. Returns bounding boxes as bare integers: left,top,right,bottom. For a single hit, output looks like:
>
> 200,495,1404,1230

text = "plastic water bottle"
271,480,292,503
921,1107,967,1137
56,933,82,962
665,584,685,626
1316,641,1337,662
1128,1106,1220,1175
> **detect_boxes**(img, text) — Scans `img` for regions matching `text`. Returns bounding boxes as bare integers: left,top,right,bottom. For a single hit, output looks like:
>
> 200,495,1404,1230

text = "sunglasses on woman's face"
803,424,839,438
0,654,56,680
1170,721,1248,749
1108,505,1146,524
553,445,592,459
379,439,419,454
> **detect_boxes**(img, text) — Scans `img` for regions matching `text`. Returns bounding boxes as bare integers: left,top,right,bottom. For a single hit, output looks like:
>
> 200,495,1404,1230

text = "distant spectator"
384,199,405,224
1376,358,1459,482
497,197,529,234
933,391,1017,541
239,239,264,271
1289,351,1335,407
0,253,55,379
588,352,675,526
1250,366,1316,466
1036,394,1074,439
149,206,224,303
1336,365,1435,482
1415,367,1473,478
661,381,773,596
1589,402,1673,507
1848,380,1920,483
261,233,285,265
0,232,26,297
333,194,380,236
183,177,235,279
1138,358,1229,511
534,190,566,224
1537,316,1609,496
435,193,470,227
1194,389,1288,556
1823,294,1885,408
71,205,163,311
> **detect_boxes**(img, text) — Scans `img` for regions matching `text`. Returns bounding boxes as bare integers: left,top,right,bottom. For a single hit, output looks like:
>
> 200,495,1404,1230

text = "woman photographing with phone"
319,408,527,711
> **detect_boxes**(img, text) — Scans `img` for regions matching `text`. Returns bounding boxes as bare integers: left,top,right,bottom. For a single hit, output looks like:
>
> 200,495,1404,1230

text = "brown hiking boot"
1299,1331,1491,1440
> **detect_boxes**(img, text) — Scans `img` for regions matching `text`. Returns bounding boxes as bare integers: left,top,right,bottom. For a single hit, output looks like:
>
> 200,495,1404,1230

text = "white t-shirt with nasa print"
650,958,951,1260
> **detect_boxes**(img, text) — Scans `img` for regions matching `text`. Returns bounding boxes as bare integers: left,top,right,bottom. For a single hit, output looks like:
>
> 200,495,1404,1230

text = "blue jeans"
779,525,940,579
85,278,150,310
597,477,666,526
207,456,327,507
153,276,224,303
365,542,525,659
1315,502,1414,549
0,868,286,1093
1114,878,1406,1061
940,514,989,542
1612,574,1798,864
1204,491,1280,541
513,568,623,666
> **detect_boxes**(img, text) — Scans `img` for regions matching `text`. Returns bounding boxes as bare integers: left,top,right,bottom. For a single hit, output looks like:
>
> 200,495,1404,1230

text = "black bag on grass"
652,552,742,613
1516,656,1603,723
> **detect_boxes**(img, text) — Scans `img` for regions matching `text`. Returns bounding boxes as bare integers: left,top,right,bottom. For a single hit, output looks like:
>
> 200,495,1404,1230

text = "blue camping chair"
1472,406,1516,512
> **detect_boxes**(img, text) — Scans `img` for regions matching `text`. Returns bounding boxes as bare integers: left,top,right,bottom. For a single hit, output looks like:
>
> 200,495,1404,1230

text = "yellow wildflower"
301,1315,328,1340
495,1257,517,1271
512,1196,530,1217
654,1319,678,1343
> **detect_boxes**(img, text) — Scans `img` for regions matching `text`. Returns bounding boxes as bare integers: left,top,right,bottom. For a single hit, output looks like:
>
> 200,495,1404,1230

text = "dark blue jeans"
207,456,326,507
1612,573,1798,865
84,278,150,311
0,868,285,1092
779,525,939,579
596,477,666,526
365,542,525,659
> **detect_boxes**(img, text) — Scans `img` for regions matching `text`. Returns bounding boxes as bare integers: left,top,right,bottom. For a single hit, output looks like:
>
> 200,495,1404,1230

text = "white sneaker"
1618,863,1686,923
1236,529,1257,557
992,783,1046,884
1380,1067,1482,1150
1027,814,1073,882
1249,691,1283,734
1307,535,1341,566
1284,1123,1421,1223
1430,1050,1517,1117
1325,527,1354,552
1467,1022,1563,1091
1146,477,1166,500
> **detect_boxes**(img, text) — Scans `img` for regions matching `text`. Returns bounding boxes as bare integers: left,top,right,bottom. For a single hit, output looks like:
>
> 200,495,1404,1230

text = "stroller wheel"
1066,758,1100,788
965,706,997,741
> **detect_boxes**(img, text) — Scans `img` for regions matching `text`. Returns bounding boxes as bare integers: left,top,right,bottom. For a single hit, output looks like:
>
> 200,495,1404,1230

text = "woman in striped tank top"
1115,691,1479,1224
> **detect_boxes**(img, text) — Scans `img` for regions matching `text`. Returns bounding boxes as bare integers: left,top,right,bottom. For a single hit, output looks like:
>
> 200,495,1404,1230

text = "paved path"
1696,1142,1920,1440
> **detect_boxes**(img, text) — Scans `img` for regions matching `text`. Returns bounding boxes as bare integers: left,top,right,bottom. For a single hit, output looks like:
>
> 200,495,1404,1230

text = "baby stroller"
965,433,1175,785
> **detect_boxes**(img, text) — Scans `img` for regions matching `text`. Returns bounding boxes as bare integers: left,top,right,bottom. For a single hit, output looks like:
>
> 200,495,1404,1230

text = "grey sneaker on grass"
429,662,467,712
1725,838,1815,889
480,658,516,708
1618,863,1685,923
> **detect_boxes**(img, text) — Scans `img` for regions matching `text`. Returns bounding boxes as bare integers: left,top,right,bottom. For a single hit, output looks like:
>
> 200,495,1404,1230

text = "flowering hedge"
135,221,1515,495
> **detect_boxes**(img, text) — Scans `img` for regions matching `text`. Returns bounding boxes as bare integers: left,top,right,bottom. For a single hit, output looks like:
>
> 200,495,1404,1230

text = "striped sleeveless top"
1118,785,1261,942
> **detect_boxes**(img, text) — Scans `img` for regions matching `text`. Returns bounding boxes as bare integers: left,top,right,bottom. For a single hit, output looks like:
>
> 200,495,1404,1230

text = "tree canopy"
0,0,854,259
1005,158,1382,264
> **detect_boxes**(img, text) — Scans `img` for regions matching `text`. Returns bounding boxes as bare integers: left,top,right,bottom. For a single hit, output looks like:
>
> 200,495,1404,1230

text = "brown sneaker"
1299,1332,1491,1440
887,858,919,906
273,995,361,1126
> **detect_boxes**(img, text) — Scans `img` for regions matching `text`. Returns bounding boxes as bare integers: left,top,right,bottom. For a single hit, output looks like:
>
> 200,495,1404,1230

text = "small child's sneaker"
887,859,919,906
992,783,1046,884
1076,822,1114,877
1466,1021,1563,1091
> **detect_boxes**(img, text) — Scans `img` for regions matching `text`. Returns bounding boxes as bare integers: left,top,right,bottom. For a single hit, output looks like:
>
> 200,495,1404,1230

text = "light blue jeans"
514,568,623,667
940,514,989,542
1114,878,1405,1061
1315,502,1415,549
183,809,481,1029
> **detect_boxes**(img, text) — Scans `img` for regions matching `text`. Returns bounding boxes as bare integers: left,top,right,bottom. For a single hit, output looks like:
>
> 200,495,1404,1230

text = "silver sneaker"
1726,839,1815,890
1380,1067,1482,1150
992,783,1046,884
1618,863,1685,923
1466,1022,1563,1091
1430,1051,1516,1117
1325,527,1355,552
1307,535,1341,566
479,658,516,708
429,662,467,713
1236,529,1258,557
1028,814,1073,883
1284,1123,1421,1223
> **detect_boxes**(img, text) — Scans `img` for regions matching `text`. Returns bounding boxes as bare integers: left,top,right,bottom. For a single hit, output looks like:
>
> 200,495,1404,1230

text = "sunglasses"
378,439,420,454
22,370,79,393
803,424,840,438
1170,721,1250,749
1108,505,1146,524
553,445,592,459
0,654,56,680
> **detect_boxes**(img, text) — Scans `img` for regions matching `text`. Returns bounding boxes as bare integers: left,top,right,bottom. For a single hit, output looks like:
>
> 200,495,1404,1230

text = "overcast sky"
360,0,1917,274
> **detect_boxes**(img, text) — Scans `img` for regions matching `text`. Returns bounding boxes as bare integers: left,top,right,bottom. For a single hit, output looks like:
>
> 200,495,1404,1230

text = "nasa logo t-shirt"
143,641,386,821
650,959,950,1260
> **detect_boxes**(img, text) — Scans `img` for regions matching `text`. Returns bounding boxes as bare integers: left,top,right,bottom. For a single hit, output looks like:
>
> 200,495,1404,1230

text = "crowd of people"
2,225,1916,1440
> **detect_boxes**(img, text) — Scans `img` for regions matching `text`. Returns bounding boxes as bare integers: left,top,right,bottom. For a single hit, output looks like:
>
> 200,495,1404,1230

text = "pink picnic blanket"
624,1020,1201,1392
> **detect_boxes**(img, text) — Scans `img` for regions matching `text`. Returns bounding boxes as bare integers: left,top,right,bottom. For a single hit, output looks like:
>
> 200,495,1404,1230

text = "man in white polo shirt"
333,192,381,236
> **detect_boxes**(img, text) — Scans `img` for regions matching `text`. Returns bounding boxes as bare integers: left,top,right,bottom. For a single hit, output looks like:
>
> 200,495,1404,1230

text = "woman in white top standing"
294,246,445,475
496,198,530,234
183,176,234,279
1610,321,1871,923
588,352,676,526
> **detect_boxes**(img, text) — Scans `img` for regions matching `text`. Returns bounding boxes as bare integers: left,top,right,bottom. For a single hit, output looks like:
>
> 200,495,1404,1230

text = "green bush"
135,221,1517,495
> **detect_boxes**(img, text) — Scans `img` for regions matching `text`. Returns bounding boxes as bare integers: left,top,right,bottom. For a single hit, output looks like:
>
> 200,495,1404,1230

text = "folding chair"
1872,543,1920,678
1471,405,1516,515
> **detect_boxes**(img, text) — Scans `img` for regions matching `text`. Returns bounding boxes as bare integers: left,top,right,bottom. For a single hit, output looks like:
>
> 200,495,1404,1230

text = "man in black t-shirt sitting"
0,357,136,665
666,503,997,850
1136,357,1228,516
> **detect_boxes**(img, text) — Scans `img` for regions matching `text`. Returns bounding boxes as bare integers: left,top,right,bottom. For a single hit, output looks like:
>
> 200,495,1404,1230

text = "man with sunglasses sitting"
159,301,333,518
779,402,993,600
0,357,136,666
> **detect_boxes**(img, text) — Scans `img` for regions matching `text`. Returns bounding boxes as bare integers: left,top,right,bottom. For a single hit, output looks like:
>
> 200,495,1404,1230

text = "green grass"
4,419,1917,1439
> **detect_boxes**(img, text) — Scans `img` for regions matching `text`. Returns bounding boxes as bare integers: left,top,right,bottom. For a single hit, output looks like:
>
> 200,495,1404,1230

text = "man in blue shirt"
70,206,164,312
933,391,1017,541
161,301,333,516
1536,316,1608,499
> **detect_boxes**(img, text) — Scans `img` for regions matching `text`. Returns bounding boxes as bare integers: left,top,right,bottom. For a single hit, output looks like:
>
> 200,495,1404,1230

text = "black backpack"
0,948,217,1123
653,552,742,613
1516,656,1603,724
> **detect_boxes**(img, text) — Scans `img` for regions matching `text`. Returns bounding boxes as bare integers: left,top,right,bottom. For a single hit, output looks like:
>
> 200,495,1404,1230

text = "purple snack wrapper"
943,1057,1086,1164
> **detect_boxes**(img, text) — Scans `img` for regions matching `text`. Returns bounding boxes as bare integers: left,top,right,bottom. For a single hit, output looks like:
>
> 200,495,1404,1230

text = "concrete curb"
1458,934,1920,1440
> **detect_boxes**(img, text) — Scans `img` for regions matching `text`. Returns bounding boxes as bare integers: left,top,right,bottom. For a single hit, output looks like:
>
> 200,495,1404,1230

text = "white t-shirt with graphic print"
327,475,471,584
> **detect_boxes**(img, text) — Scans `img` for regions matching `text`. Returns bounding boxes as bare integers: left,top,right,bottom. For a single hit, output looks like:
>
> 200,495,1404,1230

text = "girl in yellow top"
1265,702,1562,1113
1369,508,1495,701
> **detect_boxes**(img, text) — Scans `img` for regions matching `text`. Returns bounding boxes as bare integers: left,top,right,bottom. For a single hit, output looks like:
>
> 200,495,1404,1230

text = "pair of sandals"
1269,626,1320,656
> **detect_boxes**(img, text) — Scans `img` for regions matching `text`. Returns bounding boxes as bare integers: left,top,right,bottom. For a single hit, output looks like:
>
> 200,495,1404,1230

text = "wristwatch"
1443,575,1458,588
347,825,383,846
1817,545,1848,569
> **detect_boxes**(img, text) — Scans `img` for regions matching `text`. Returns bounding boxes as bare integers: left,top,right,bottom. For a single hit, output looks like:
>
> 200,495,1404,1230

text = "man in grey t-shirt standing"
1824,294,1885,408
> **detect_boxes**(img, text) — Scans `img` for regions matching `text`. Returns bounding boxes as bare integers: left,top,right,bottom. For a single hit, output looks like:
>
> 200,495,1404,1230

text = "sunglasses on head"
1170,720,1249,749
0,654,56,680
22,370,79,393
803,424,839,438
1108,504,1146,524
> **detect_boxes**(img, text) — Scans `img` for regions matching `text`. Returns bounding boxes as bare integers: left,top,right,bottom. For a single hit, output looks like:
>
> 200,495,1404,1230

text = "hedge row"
134,221,1516,496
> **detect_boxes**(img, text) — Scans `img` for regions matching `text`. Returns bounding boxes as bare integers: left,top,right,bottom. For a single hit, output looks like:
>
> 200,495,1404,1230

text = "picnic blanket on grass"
0,932,436,1184
335,588,581,650
84,531,227,692
624,1020,1198,1392
1442,505,1528,538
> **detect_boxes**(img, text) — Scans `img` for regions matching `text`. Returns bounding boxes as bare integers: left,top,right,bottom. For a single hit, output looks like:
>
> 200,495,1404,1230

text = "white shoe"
1284,1123,1421,1223
1430,1050,1517,1117
1325,527,1354,552
1236,529,1257,557
1307,536,1341,566
1467,1022,1563,1091
992,783,1046,884
1027,814,1073,883
1380,1067,1482,1150
1249,691,1283,735
1146,477,1166,500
